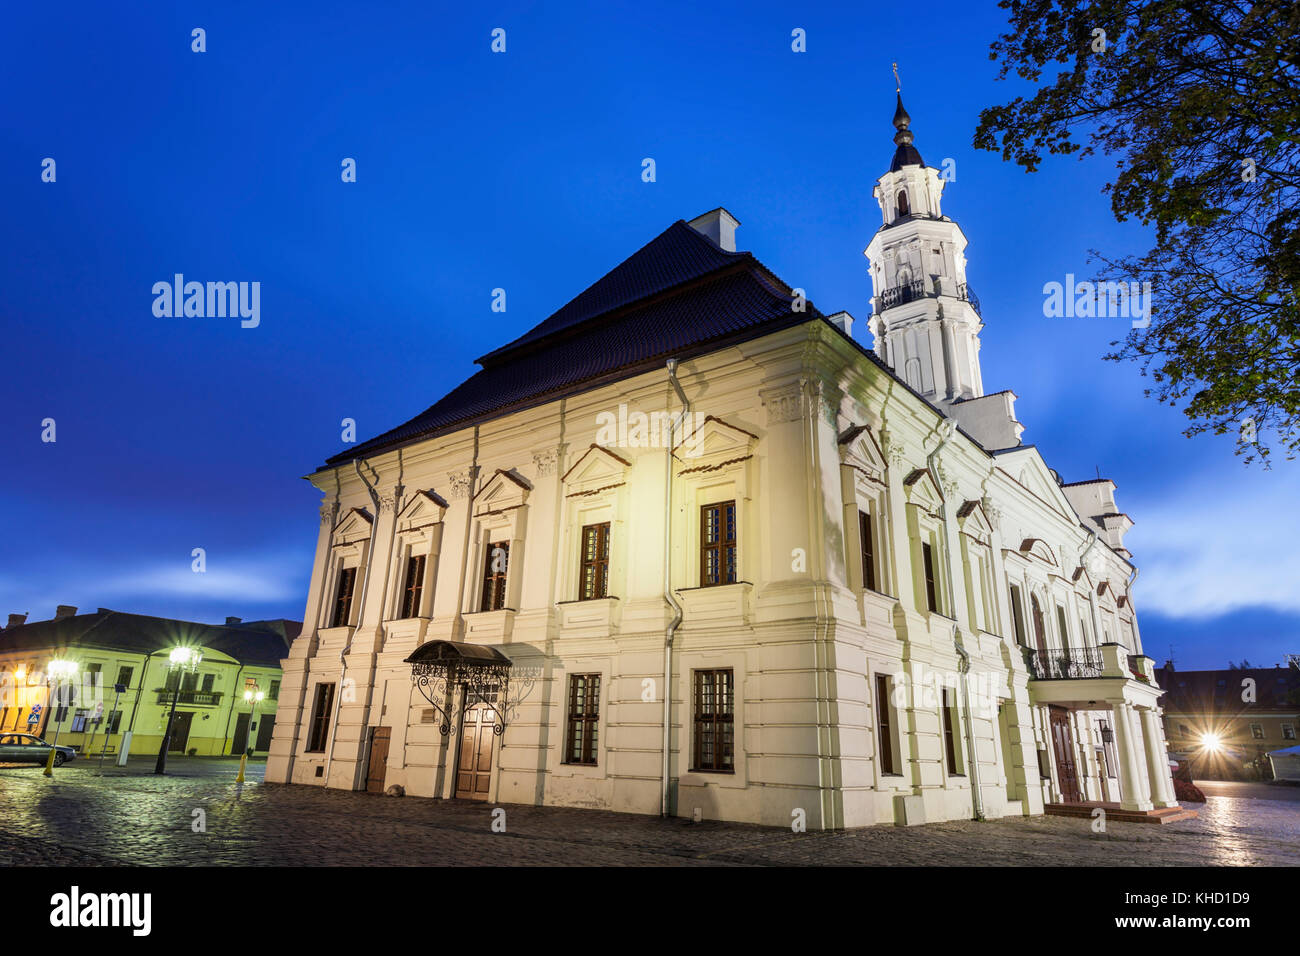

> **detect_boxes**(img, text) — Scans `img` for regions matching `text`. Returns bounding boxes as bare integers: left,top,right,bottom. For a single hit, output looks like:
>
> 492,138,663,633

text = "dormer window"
897,189,910,217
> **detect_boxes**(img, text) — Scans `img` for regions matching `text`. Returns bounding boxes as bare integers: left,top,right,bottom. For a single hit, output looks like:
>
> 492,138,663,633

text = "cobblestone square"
2,759,1296,866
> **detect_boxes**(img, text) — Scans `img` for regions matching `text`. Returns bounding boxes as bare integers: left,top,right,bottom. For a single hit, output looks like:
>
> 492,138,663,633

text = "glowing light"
244,689,265,703
168,646,201,668
46,659,78,679
1201,732,1223,753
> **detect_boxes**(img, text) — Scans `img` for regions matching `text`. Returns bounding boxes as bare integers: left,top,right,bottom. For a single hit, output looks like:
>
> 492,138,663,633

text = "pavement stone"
2,758,1297,866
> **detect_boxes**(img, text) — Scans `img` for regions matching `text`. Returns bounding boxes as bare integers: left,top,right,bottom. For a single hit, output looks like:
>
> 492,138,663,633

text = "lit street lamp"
155,646,202,775
235,688,266,784
43,659,78,777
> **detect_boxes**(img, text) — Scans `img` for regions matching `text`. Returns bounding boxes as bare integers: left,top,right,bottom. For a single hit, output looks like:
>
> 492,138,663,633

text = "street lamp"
235,687,266,784
43,659,78,776
154,646,202,775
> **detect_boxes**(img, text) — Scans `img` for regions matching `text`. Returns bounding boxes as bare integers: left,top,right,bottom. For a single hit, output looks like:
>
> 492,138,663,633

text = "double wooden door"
455,704,497,800
1049,706,1083,803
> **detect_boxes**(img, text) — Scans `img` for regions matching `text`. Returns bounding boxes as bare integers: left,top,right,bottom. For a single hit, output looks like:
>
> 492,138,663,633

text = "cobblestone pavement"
1,759,1296,866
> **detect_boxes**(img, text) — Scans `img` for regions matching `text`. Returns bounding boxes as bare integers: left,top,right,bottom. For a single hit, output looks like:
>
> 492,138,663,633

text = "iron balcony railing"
875,280,982,318
1023,646,1106,681
155,689,224,707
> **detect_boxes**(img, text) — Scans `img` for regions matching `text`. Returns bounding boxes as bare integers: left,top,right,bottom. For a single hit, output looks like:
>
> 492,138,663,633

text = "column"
1109,700,1153,811
1139,706,1177,807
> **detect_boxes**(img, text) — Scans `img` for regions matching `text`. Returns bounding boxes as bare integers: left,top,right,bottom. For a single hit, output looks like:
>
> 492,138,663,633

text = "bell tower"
864,78,984,404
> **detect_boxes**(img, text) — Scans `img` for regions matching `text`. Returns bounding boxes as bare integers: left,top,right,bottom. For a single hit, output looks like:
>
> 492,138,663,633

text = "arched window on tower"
896,189,910,217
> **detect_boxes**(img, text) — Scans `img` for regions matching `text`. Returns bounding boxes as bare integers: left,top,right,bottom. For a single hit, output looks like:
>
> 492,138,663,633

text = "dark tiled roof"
1155,667,1300,714
476,221,747,365
0,610,296,668
326,221,822,466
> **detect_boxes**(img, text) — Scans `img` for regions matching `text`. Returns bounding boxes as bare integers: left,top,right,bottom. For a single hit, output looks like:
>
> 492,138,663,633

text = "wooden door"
231,713,250,755
366,727,391,794
168,711,193,753
455,704,496,800
1049,707,1082,803
254,713,276,752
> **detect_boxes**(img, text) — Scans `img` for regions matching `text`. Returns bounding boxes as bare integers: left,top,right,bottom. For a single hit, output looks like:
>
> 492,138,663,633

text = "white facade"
267,100,1178,829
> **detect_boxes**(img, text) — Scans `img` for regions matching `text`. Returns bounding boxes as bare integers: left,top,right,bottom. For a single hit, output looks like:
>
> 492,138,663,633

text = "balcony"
155,689,224,707
1023,646,1106,681
875,279,982,318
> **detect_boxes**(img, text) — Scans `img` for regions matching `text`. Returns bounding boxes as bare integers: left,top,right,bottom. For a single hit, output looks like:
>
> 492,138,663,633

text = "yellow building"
1156,663,1300,779
0,606,297,759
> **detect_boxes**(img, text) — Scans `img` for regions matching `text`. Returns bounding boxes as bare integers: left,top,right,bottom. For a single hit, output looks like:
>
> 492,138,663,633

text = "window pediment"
332,507,372,545
397,489,448,531
474,469,532,516
562,444,631,497
903,467,943,513
1019,538,1058,567
838,424,886,485
675,415,757,473
956,499,993,542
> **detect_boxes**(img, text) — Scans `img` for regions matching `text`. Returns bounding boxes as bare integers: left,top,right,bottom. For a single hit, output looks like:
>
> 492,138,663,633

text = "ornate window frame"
465,470,532,616
321,507,372,631
387,490,447,621
839,424,892,596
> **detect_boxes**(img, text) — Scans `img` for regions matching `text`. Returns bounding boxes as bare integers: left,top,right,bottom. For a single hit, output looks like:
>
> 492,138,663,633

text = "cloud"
2,550,310,619
96,557,304,604
1128,465,1300,619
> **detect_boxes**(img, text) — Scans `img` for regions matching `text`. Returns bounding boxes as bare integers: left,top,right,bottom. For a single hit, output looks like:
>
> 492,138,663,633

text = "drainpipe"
927,417,985,821
324,458,381,784
355,452,403,787
1124,563,1142,657
1080,528,1105,652
661,359,689,818
219,663,245,755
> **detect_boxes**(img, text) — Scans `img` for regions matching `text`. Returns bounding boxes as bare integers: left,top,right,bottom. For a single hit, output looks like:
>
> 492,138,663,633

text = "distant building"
1155,662,1300,779
0,606,298,758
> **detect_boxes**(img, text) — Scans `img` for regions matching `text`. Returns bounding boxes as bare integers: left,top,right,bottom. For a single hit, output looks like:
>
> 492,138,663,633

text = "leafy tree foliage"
975,0,1299,463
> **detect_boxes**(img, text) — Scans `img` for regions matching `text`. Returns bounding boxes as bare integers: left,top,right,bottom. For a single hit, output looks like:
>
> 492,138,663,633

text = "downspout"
356,451,403,787
1080,527,1105,651
324,458,381,784
661,359,689,818
219,663,245,755
927,417,985,821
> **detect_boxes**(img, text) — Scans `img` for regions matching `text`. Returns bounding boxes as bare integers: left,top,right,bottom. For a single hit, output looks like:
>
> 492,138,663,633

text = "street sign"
27,712,39,726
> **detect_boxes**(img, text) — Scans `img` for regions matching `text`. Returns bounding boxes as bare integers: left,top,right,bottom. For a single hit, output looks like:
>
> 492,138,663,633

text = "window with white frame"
838,425,890,596
324,507,372,630
467,469,532,614
558,445,630,604
674,417,755,591
389,489,446,621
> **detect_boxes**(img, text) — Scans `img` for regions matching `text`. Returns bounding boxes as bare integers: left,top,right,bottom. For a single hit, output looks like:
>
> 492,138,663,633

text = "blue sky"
1,2,1295,670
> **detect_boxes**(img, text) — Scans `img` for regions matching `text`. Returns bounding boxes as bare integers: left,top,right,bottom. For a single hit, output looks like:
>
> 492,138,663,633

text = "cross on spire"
892,61,901,94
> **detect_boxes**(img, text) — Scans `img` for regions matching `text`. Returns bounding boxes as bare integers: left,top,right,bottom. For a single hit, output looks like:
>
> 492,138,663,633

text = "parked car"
0,733,77,766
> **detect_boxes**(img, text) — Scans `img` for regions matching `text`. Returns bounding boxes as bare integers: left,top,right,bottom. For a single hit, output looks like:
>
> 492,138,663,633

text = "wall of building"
268,319,1164,827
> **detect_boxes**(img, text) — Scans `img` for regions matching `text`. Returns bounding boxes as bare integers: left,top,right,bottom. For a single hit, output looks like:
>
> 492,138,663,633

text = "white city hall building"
267,96,1184,829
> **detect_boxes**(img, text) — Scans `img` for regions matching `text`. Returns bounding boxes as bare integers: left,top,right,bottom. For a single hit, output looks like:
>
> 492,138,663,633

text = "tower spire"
888,81,923,171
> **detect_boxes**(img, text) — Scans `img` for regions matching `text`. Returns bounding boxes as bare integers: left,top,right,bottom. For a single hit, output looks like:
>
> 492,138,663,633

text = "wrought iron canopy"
404,640,515,736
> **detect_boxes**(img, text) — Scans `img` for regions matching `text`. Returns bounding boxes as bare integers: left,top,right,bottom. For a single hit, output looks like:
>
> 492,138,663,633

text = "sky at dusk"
2,2,1296,671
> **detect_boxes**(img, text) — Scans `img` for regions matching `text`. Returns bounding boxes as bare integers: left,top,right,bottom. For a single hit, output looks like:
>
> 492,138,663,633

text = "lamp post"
43,659,78,777
155,646,202,775
235,688,265,784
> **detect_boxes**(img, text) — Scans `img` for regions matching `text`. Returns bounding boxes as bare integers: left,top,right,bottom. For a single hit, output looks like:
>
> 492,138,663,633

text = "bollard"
43,746,57,777
236,752,247,784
